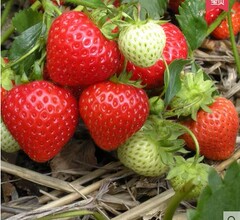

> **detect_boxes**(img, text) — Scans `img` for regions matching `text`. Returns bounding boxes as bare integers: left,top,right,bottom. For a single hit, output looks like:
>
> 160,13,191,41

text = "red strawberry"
127,23,188,89
205,8,222,25
46,11,121,87
113,0,120,7
181,97,239,161
1,86,8,104
168,0,184,14
79,81,149,151
211,2,240,39
1,81,79,162
1,82,20,153
1,80,15,106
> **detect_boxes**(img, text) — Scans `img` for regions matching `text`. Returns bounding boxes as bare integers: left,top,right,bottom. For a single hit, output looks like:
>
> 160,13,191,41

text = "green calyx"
167,156,211,200
89,2,120,40
109,71,144,88
166,69,217,120
149,96,165,115
1,57,15,91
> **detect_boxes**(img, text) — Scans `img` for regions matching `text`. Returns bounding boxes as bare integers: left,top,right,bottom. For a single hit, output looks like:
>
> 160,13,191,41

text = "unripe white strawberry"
118,21,166,68
1,118,20,153
117,131,168,176
117,117,185,177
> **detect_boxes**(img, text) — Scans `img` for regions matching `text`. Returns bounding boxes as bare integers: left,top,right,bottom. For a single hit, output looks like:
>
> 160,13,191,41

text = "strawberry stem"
163,180,196,220
207,11,227,35
1,0,14,27
160,55,169,100
1,26,14,45
227,11,240,76
1,0,42,45
175,123,200,165
2,42,42,71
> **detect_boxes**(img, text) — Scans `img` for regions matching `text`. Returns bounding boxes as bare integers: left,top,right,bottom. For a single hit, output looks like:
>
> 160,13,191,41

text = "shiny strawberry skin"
211,2,240,39
127,23,188,89
1,86,8,104
1,81,79,162
205,8,222,25
181,97,239,161
79,81,149,151
46,11,121,87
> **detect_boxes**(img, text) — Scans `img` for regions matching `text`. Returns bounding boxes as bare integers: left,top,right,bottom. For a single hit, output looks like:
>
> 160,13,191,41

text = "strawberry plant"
1,0,239,219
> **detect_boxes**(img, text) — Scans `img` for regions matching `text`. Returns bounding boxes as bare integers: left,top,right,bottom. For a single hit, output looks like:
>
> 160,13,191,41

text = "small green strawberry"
118,20,166,68
117,130,168,176
149,96,165,115
166,69,217,120
167,156,210,200
117,117,185,176
1,118,20,153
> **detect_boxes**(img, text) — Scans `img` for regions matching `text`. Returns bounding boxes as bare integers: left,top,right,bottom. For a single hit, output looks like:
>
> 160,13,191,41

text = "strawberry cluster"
1,0,239,202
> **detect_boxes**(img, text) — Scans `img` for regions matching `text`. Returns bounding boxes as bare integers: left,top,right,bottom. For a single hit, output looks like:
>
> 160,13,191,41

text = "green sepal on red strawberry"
117,116,186,177
181,96,239,161
46,10,122,87
167,156,211,200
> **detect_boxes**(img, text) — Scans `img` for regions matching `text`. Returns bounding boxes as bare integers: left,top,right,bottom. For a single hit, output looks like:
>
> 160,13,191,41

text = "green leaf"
164,59,191,106
12,8,43,33
65,0,106,9
176,0,208,51
187,162,240,220
207,167,223,193
8,22,45,74
121,0,168,20
9,22,43,61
